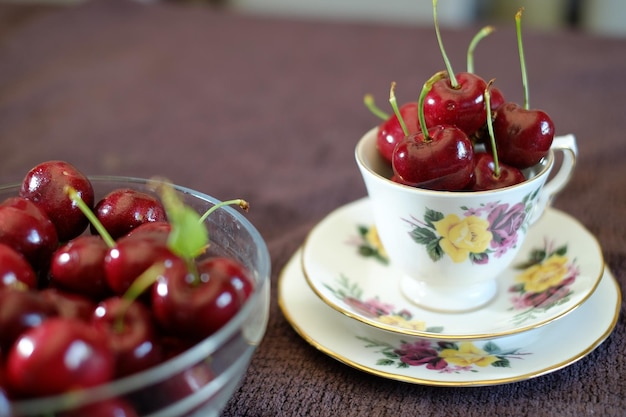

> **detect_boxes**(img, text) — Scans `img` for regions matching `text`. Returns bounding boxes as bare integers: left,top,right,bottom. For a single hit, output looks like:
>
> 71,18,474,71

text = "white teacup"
355,127,577,313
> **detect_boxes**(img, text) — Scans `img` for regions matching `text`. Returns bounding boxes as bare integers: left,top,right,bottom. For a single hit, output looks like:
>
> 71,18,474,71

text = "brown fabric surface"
1,1,625,416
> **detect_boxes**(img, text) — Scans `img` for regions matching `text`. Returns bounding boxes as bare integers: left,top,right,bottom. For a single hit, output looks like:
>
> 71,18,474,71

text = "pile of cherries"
0,160,254,414
368,4,554,191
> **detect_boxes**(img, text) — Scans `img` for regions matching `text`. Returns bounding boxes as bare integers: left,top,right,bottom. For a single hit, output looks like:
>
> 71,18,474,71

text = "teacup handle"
529,134,578,224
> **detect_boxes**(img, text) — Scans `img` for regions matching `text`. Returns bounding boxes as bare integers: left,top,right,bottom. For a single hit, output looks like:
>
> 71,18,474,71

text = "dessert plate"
280,248,621,386
301,198,604,340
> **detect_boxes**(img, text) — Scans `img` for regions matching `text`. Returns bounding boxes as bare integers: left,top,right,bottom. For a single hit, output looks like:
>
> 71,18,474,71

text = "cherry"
6,317,114,398
151,256,254,341
0,243,37,290
19,160,94,241
104,236,172,296
92,297,162,377
0,288,57,355
468,152,526,191
468,80,525,191
93,188,167,240
491,9,554,169
422,0,488,137
0,202,58,273
391,71,474,191
49,235,112,300
493,102,554,169
376,101,420,163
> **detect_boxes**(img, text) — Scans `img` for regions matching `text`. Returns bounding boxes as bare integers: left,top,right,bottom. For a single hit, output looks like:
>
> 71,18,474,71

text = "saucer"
301,198,604,340
280,248,621,386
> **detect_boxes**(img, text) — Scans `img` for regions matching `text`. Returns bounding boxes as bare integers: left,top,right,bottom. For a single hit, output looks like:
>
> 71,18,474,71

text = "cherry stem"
363,94,390,120
515,8,530,110
64,186,116,248
388,82,409,137
467,25,495,74
198,199,249,224
433,0,458,88
484,79,501,178
418,70,448,141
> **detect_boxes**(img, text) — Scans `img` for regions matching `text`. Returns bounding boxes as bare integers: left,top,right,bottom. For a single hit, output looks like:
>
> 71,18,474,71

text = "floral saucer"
301,198,604,340
280,248,620,386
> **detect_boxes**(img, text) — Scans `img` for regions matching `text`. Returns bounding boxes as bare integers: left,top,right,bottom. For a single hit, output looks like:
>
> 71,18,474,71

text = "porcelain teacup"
355,127,577,313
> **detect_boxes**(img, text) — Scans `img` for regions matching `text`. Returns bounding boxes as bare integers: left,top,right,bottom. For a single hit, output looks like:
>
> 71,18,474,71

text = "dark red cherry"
92,297,162,377
49,235,111,300
104,236,171,296
492,102,555,169
93,188,167,240
0,243,37,290
151,256,254,341
423,72,488,137
6,317,114,398
467,152,526,191
392,125,474,191
377,102,420,163
19,160,94,241
0,203,58,272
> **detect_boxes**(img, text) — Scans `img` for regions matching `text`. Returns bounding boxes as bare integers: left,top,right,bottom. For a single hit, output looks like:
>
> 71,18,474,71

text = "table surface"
1,2,625,416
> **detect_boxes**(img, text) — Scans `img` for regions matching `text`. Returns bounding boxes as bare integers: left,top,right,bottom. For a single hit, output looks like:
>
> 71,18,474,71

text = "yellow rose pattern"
406,194,536,264
433,214,493,263
509,239,579,324
359,337,530,373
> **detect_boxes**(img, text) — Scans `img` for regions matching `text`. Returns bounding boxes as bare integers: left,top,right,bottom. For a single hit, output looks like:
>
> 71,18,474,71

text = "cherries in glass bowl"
0,168,271,417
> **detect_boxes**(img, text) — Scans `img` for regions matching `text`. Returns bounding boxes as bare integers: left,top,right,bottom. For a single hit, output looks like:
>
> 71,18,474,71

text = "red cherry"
376,102,420,163
49,235,111,300
19,160,94,241
0,203,58,272
93,188,167,240
104,236,171,296
0,243,37,290
151,256,254,340
392,125,474,191
467,152,526,191
92,297,162,377
423,72,488,137
492,102,555,169
6,317,114,398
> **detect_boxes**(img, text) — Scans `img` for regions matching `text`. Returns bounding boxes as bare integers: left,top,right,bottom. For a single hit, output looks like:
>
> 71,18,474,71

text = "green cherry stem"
433,0,458,88
515,8,530,110
418,70,448,141
64,186,115,248
388,82,409,137
198,199,249,224
363,94,390,120
484,79,501,178
467,25,495,74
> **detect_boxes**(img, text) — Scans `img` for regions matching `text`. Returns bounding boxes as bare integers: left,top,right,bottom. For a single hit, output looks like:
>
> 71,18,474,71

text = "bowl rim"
2,175,271,414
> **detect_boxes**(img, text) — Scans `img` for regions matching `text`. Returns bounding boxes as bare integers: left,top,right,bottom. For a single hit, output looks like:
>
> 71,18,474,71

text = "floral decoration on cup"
404,190,538,264
359,337,530,373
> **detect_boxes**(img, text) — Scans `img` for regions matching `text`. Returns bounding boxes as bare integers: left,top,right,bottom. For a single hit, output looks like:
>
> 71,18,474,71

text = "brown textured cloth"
1,1,625,416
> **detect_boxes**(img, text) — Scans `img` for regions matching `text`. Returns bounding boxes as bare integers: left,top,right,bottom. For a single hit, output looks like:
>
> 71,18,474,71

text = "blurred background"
2,0,625,37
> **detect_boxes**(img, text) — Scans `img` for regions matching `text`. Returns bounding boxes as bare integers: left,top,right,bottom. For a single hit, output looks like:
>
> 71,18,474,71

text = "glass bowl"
0,176,271,417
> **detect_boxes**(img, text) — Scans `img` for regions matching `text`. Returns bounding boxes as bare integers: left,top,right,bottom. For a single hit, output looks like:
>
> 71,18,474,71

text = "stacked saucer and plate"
278,129,621,387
